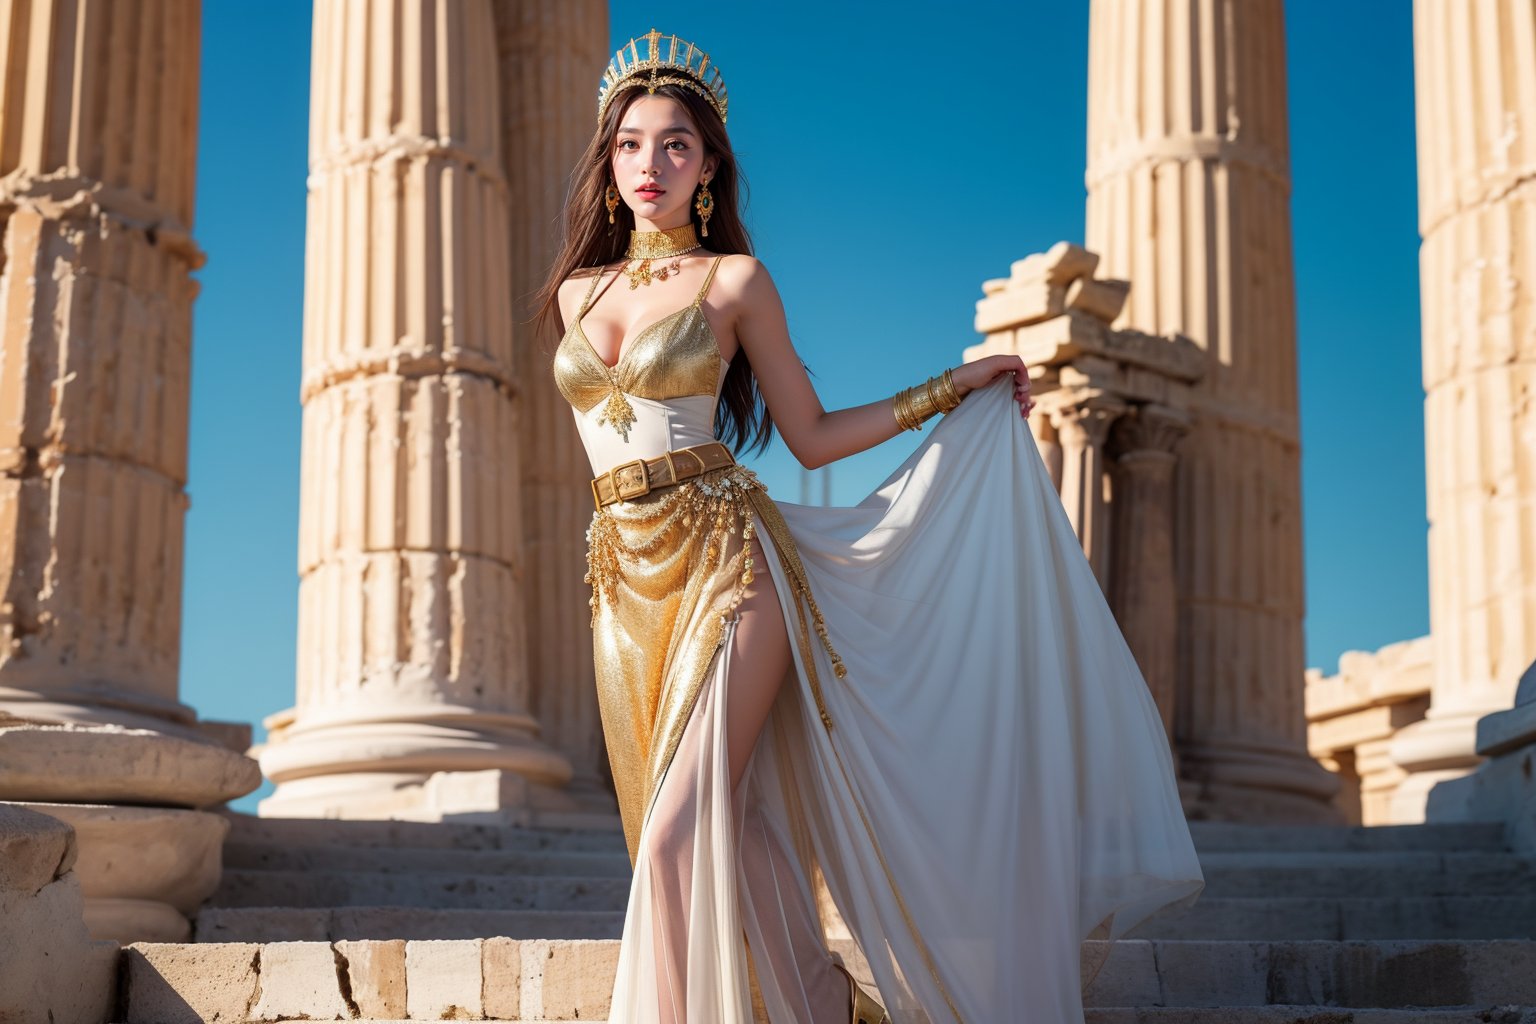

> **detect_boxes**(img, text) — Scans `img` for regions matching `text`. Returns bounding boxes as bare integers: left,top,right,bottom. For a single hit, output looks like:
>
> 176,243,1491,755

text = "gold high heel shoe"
830,957,890,1024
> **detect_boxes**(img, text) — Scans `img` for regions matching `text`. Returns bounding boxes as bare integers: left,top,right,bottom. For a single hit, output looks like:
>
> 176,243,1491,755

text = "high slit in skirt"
584,376,1206,1023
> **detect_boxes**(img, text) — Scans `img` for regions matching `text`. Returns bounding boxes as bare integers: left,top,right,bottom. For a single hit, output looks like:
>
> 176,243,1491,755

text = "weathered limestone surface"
0,0,259,944
122,937,636,1023
0,717,259,804
1431,663,1536,854
259,0,573,820
493,0,617,814
1387,0,1536,823
20,800,229,942
1306,639,1433,825
0,0,201,732
1083,0,1338,821
0,805,117,1024
114,935,1536,1021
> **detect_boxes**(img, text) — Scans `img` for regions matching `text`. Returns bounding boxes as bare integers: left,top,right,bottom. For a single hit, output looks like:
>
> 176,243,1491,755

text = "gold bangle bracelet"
893,369,964,433
892,388,918,431
938,369,961,411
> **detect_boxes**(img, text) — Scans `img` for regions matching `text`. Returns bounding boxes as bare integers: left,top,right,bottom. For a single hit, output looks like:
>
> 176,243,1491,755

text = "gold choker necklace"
623,223,700,288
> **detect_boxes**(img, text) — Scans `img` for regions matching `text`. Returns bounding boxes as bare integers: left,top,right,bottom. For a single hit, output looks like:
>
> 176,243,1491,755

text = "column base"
259,768,619,830
0,717,261,805
10,801,229,943
1387,708,1491,822
1178,741,1345,823
1423,699,1536,852
0,716,260,944
258,708,578,822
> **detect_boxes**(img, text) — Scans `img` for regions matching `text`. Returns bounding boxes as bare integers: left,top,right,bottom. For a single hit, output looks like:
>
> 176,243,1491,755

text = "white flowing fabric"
590,375,1204,1023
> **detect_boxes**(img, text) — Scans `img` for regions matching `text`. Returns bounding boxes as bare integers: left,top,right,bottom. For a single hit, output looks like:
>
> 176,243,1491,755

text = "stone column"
0,0,259,941
492,0,616,812
259,0,572,820
1085,0,1338,819
1106,405,1191,744
1391,0,1536,819
1045,392,1127,587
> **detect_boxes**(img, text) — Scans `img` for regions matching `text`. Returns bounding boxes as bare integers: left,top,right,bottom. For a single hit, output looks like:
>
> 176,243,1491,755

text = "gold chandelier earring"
694,175,714,237
605,180,622,225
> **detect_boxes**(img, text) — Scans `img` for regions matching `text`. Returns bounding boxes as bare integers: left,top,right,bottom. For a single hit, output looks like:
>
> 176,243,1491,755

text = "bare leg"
722,532,848,1023
637,529,848,1023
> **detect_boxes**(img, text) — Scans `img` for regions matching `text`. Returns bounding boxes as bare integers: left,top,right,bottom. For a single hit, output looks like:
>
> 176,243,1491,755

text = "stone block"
523,938,620,1021
336,938,407,1018
0,804,116,1023
0,802,76,891
122,942,261,1024
251,941,351,1019
481,937,521,1018
406,939,484,1019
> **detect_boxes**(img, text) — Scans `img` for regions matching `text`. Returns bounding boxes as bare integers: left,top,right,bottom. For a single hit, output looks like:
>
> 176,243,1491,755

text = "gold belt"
590,441,737,509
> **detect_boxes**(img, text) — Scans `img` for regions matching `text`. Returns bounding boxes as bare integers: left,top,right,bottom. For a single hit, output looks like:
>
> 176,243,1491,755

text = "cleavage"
581,304,692,370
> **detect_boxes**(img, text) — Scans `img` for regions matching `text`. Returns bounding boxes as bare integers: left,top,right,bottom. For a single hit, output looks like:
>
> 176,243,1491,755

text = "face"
611,93,719,231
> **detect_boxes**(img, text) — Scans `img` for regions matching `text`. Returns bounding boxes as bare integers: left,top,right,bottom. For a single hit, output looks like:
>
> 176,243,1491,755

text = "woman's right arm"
723,257,1034,470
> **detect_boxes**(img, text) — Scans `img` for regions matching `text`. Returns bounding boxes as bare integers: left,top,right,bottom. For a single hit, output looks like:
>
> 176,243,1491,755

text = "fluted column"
1086,0,1338,819
1391,0,1536,819
1106,405,1191,744
492,0,615,811
260,0,571,819
0,0,259,942
1046,392,1127,587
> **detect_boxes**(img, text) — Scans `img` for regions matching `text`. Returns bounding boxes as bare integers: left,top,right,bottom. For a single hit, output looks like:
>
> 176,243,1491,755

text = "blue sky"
189,2,1425,810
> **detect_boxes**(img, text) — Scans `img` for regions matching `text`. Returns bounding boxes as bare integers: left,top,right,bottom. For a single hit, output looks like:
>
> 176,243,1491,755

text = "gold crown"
597,28,728,126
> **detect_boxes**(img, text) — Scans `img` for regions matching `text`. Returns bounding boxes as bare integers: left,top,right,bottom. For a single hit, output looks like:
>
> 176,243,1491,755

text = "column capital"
1043,390,1128,449
1106,403,1193,461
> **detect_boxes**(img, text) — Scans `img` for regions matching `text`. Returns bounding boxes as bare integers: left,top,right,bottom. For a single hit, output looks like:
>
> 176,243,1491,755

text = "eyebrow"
616,125,696,136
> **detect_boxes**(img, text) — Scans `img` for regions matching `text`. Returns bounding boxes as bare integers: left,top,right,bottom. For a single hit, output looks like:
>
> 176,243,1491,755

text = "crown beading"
597,28,728,126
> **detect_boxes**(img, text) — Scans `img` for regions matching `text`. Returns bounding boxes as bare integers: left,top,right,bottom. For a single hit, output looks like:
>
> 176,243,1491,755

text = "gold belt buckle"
609,458,651,502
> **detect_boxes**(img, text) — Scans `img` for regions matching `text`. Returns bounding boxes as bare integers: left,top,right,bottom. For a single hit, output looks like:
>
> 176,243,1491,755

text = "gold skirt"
583,460,766,862
583,457,845,862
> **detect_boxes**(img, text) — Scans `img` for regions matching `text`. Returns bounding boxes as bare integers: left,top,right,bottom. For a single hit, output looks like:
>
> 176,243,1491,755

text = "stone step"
221,840,633,878
221,815,1510,859
1084,1010,1536,1023
218,843,1536,897
1186,821,1511,852
1086,938,1536,1007
1195,849,1536,896
114,1013,1536,1024
118,938,1536,1022
199,891,1536,944
218,811,628,854
194,906,626,942
209,869,631,912
213,859,1536,927
1129,895,1536,940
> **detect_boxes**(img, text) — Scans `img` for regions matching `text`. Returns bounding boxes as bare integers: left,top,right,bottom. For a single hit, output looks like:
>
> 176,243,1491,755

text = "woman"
535,28,1204,1024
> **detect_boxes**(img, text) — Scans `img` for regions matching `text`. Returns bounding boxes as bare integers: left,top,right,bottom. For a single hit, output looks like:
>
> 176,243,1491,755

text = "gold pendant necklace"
624,223,701,289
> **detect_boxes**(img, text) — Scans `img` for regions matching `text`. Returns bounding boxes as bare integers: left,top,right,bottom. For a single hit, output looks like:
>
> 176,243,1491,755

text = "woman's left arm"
727,256,1036,470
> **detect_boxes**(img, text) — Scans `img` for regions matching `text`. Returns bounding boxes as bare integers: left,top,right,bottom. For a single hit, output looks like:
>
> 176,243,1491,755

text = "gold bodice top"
553,254,728,443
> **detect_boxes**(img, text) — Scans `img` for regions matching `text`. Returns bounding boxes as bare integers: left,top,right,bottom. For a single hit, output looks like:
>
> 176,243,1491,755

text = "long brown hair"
531,83,776,457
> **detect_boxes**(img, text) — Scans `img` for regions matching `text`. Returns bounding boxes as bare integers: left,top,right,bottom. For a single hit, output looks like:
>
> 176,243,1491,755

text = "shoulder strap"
692,254,726,308
577,265,607,317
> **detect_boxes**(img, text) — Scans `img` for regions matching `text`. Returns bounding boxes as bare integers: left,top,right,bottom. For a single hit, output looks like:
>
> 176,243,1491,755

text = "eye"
617,139,637,150
666,139,687,151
